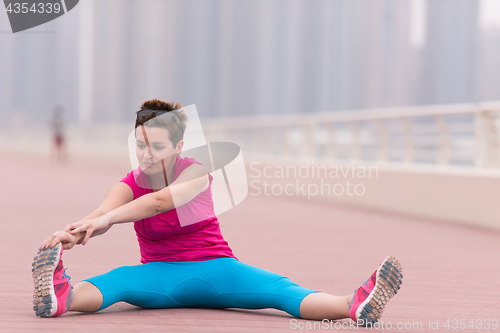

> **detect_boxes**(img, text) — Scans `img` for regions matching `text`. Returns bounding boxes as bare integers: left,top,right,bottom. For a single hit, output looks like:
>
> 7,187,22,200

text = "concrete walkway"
1,152,499,332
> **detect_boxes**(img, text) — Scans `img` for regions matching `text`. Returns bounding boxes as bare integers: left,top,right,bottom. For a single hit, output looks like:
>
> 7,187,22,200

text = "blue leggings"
83,257,319,318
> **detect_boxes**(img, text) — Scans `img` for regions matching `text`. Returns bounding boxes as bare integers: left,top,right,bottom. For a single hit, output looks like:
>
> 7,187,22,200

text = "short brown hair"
135,99,188,146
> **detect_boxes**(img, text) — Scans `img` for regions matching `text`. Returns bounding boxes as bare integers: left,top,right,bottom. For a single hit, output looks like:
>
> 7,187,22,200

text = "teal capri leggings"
83,257,319,318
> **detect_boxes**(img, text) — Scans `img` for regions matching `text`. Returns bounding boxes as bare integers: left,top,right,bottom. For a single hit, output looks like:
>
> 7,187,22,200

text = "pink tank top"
120,155,238,264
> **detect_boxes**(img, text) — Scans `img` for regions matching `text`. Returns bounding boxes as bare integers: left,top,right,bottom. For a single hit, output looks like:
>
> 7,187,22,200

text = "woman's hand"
64,215,112,245
40,229,83,251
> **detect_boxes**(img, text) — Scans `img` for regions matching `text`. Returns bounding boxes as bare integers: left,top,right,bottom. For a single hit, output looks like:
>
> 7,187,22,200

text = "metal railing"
203,101,500,169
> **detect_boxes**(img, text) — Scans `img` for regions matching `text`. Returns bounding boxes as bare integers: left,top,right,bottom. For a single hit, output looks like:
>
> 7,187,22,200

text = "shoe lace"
62,268,71,282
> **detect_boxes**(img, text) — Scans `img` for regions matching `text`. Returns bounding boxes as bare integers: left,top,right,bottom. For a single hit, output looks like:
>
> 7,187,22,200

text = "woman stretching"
32,99,403,326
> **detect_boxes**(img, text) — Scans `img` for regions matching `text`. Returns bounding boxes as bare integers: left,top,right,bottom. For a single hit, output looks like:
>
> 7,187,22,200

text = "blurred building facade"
0,0,499,127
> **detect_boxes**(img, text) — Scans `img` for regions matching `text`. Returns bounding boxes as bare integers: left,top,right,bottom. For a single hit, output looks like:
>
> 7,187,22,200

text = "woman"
50,106,67,162
32,99,403,326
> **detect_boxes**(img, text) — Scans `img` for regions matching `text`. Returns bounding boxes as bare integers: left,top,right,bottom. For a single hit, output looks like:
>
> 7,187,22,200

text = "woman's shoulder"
120,168,150,199
174,155,214,188
175,155,209,175
120,169,136,186
120,168,143,184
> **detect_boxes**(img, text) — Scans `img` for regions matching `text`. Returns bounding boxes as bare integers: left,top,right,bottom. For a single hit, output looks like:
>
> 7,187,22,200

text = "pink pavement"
1,151,500,332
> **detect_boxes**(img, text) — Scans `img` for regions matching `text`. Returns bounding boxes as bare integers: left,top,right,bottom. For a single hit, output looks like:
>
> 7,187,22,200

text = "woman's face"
135,126,178,175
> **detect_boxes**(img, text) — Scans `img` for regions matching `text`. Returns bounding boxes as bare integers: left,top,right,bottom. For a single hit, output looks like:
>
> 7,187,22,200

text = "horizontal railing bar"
204,102,500,129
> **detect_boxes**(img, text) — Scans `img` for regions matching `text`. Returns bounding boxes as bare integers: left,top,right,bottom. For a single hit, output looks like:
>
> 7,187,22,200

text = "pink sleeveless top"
120,156,237,264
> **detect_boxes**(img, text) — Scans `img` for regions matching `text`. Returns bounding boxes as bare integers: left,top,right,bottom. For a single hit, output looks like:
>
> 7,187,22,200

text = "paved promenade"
1,152,499,332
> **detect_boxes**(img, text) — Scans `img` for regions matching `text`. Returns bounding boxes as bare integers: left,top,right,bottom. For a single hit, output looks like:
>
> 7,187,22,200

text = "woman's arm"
75,182,136,238
41,182,134,249
66,163,209,245
107,163,209,223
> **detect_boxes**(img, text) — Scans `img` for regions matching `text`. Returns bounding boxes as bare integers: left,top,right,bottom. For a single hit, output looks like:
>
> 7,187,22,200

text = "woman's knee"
69,281,103,312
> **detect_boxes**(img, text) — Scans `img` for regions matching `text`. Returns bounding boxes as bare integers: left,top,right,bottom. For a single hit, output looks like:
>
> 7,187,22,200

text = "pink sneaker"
32,242,74,318
348,256,403,327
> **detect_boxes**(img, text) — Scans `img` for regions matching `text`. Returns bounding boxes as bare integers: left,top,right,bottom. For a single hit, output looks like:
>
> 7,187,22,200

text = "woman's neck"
146,158,176,191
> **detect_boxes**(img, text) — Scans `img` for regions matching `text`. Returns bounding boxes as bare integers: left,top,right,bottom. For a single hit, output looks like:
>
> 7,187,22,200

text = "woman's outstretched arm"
40,182,134,249
64,163,209,246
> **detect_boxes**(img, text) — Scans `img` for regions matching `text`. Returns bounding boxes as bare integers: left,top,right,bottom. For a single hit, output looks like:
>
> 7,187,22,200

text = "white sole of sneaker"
355,255,403,326
32,242,62,318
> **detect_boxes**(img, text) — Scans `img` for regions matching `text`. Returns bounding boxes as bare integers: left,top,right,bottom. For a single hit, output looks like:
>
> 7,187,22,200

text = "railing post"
326,122,336,161
349,121,361,161
301,121,315,159
376,119,388,162
435,115,450,165
266,126,275,158
253,127,261,156
401,118,414,163
279,126,289,158
205,125,216,144
475,109,500,168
